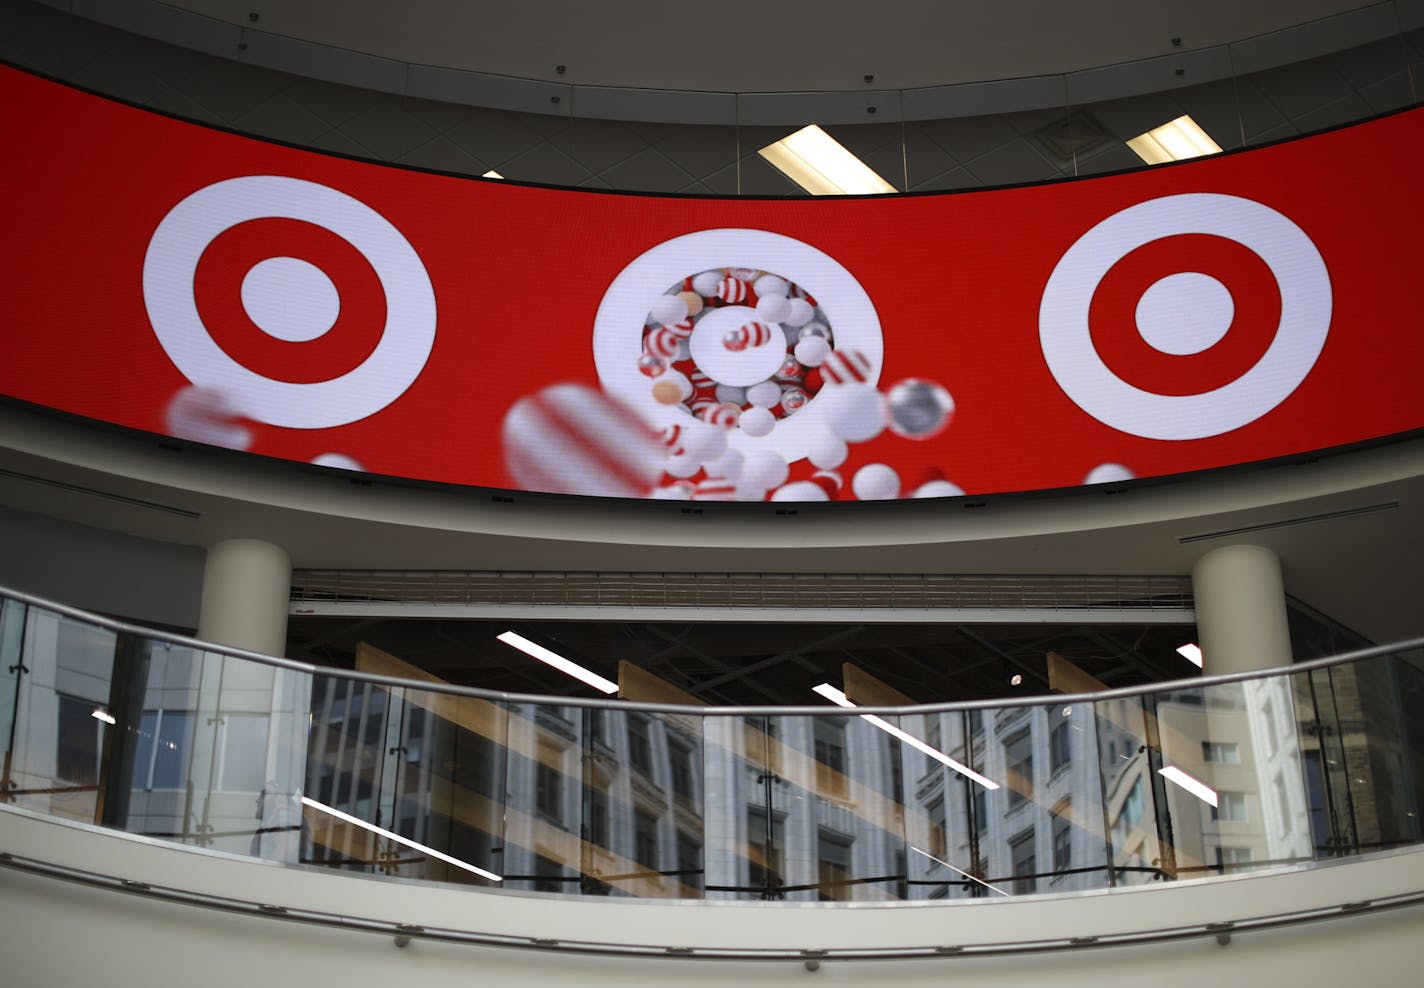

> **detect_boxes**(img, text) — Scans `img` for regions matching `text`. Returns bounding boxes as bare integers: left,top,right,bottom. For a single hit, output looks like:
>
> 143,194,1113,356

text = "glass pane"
502,701,585,895
759,711,906,902
703,714,772,900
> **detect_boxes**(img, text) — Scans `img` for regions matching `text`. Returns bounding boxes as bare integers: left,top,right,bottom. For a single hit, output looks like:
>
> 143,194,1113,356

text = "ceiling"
151,1,1385,92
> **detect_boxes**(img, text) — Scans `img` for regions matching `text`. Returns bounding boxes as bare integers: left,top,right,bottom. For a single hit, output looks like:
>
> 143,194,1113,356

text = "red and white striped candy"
717,276,749,303
689,397,720,419
722,320,773,352
659,421,689,454
820,348,873,385
689,368,715,391
691,478,739,500
699,403,741,430
774,355,804,383
647,326,681,358
665,318,696,339
502,385,665,498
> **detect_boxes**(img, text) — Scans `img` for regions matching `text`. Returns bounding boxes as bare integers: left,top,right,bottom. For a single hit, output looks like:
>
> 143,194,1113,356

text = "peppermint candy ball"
665,452,703,479
166,386,252,450
779,387,809,414
692,271,723,296
311,452,362,471
651,371,692,404
746,380,782,408
715,383,747,405
771,480,830,502
913,480,965,498
652,482,694,500
649,293,688,326
852,463,900,501
740,449,789,493
677,290,705,317
794,336,832,367
818,382,888,443
1084,463,1135,484
887,378,955,440
739,405,776,437
503,384,664,498
681,422,729,462
756,293,792,324
807,433,848,469
784,298,814,327
753,274,789,298
638,353,667,378
705,448,744,481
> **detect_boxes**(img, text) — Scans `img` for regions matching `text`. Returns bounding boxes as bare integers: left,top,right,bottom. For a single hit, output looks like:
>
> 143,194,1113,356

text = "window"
535,758,562,820
817,829,853,901
1005,730,1033,808
1211,791,1248,823
1215,845,1254,869
925,717,942,774
533,854,565,893
56,694,104,787
627,715,653,776
926,796,948,860
1050,719,1071,775
676,831,702,890
814,717,848,798
218,713,269,791
972,787,987,835
634,810,660,870
1202,741,1240,764
1052,816,1072,874
668,740,696,801
131,708,193,790
587,788,610,848
1010,828,1037,895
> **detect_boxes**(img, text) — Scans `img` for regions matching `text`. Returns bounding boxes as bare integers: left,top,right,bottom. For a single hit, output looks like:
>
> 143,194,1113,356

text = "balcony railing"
1,586,1421,903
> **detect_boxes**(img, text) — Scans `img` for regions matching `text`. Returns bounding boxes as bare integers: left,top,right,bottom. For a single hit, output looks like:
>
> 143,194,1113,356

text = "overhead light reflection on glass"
91,708,116,725
1176,643,1204,668
301,796,503,882
759,125,898,196
909,845,1009,896
812,683,1000,790
497,630,618,694
1158,765,1218,807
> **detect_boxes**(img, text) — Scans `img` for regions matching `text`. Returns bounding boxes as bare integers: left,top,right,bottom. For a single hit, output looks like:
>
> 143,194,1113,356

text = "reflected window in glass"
1005,729,1033,808
814,718,849,798
1203,741,1241,764
1010,827,1037,895
817,829,853,901
1050,719,1071,775
635,809,660,870
1211,791,1248,823
628,715,653,776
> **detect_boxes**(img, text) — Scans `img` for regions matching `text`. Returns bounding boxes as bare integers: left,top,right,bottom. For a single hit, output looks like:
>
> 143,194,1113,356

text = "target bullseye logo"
1039,193,1330,440
143,175,436,429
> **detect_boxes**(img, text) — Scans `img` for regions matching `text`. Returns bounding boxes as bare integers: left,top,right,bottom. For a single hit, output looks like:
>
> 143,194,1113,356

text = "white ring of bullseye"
1039,193,1330,440
593,229,882,462
143,175,436,429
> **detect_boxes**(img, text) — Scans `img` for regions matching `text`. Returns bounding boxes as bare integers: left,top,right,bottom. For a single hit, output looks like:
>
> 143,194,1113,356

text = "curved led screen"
3,65,1422,503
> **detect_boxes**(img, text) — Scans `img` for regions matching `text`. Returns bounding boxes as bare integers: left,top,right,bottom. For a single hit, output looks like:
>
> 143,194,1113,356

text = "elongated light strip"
482,170,504,179
909,845,1009,896
1126,114,1222,165
1158,765,1219,807
812,683,1000,790
301,796,503,882
497,630,619,694
759,125,897,196
91,708,116,725
1176,643,1204,668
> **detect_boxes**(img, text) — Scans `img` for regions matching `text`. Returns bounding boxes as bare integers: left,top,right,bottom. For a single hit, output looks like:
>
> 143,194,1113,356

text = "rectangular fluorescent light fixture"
91,708,116,725
1158,765,1218,807
1176,643,1204,668
812,683,999,790
759,125,897,196
302,796,503,882
909,845,1009,896
497,631,618,694
1127,115,1222,165
482,170,504,179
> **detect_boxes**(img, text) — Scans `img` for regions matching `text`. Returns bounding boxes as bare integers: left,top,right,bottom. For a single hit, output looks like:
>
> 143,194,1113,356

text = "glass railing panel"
1291,665,1355,857
970,700,1110,897
501,699,587,895
902,708,977,899
755,711,907,902
703,713,772,901
1323,652,1423,853
1149,675,1314,879
0,598,28,802
1098,692,1169,885
574,707,705,899
3,604,118,823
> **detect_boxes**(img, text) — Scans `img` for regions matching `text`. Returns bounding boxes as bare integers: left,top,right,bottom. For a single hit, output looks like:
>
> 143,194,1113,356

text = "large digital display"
2,64,1421,502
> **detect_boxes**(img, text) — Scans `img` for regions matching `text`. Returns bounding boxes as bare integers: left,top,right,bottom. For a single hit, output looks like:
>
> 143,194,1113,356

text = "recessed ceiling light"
497,630,618,694
1009,673,1024,687
759,125,897,196
302,796,502,882
1126,114,1222,165
1176,643,1204,668
1158,765,1218,807
812,683,1000,790
482,170,504,179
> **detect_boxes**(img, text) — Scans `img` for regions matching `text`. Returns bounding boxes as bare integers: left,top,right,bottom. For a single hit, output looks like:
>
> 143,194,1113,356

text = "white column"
1190,543,1292,674
197,538,291,656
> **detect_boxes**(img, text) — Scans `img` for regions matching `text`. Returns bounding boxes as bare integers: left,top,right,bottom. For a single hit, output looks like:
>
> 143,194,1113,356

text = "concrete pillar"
197,538,291,657
1190,543,1292,674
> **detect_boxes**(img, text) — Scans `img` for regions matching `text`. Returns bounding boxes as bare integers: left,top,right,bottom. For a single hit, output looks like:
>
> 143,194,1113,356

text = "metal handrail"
3,582,1421,716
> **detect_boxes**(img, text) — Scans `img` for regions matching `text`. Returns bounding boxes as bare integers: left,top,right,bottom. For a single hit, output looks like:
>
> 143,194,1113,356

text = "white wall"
3,805,1423,987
